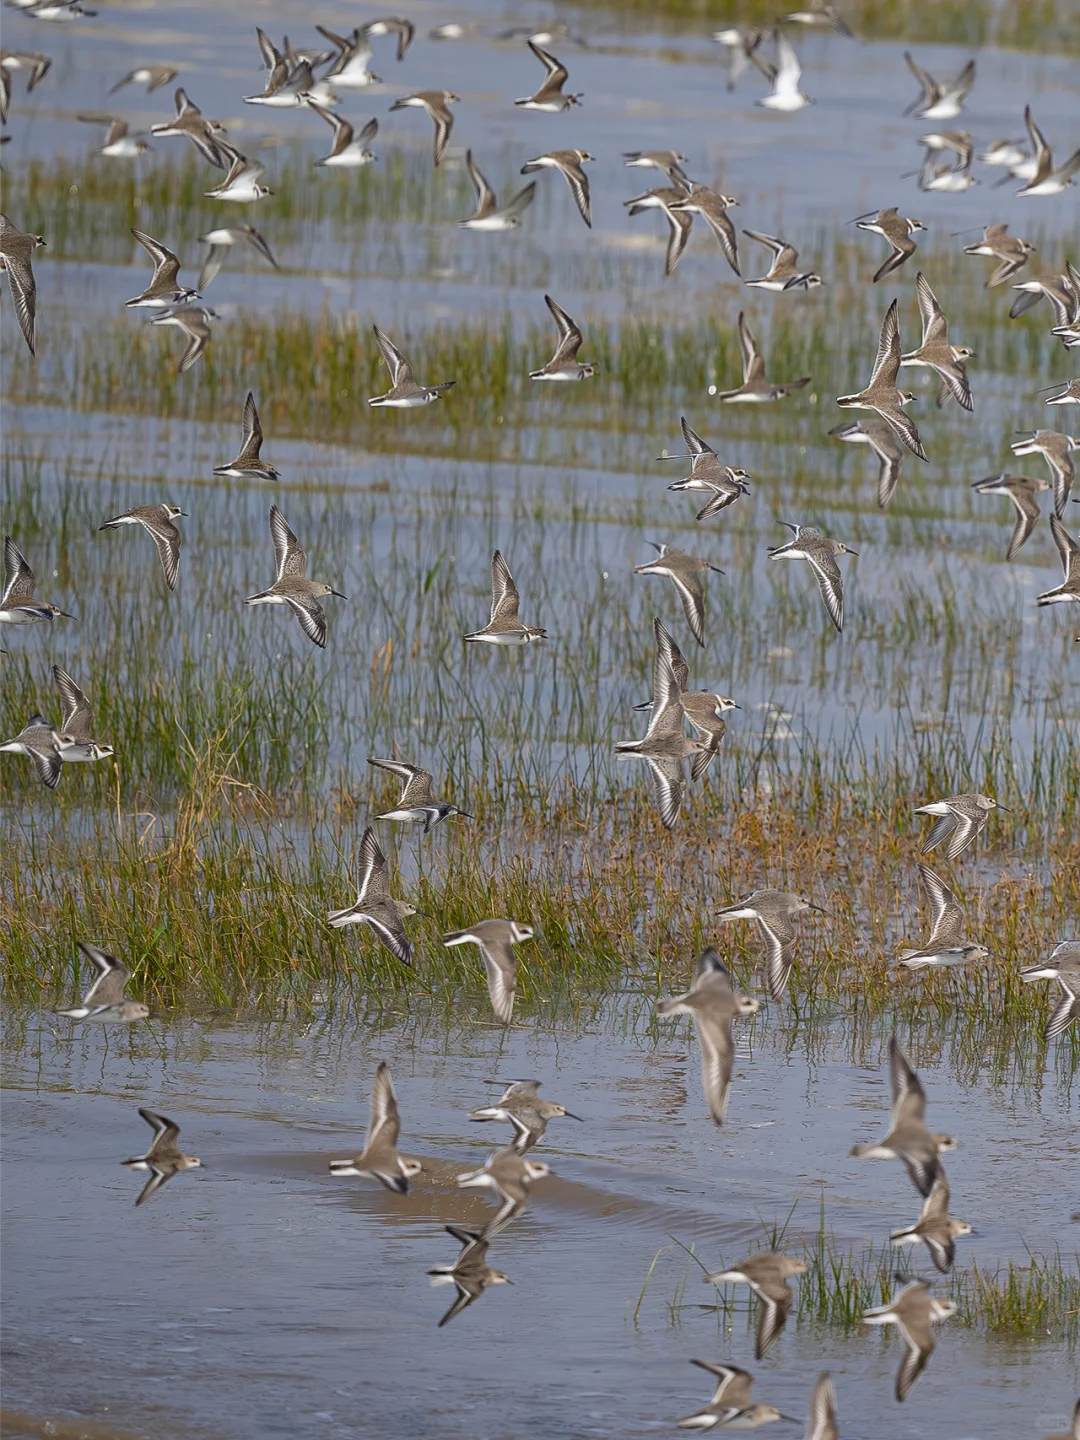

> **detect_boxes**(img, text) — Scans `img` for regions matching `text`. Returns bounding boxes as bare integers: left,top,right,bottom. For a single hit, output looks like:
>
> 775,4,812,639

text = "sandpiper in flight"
710,312,811,401
520,150,593,227
98,504,186,590
56,942,148,1022
328,1062,422,1192
914,791,1007,859
850,1035,955,1197
836,300,927,460
716,888,825,1000
464,549,547,644
442,918,534,1024
768,523,858,633
0,535,74,627
122,1109,203,1206
655,947,761,1124
367,755,472,832
327,825,423,965
703,1250,808,1359
529,293,594,379
368,325,456,406
245,504,346,648
895,864,988,970
0,214,46,355
468,1078,582,1154
514,40,581,111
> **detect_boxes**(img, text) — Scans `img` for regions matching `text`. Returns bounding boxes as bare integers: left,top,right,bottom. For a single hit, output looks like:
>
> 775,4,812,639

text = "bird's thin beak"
414,909,432,920
331,589,348,600
996,804,1011,812
846,548,860,556
180,510,190,517
61,610,78,619
456,810,474,820
710,564,725,574
809,903,828,913
564,1112,584,1121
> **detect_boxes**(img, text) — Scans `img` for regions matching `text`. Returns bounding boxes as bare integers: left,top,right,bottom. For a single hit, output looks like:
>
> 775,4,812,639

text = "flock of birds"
1,1,1078,1434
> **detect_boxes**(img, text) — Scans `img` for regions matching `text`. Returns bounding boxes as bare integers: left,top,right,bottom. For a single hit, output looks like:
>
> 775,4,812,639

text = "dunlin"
530,293,594,379
110,64,176,94
125,227,197,308
56,941,148,1022
469,1078,582,1154
1037,515,1080,607
318,26,380,88
389,91,458,166
204,144,272,202
782,1,852,35
703,1251,808,1359
915,791,1006,859
890,1172,971,1273
150,88,227,169
52,664,113,764
677,1362,788,1430
443,918,532,1025
1010,272,1076,326
245,504,345,648
768,522,857,633
464,549,547,644
151,305,215,373
668,185,741,277
428,1225,512,1326
742,228,821,291
311,103,378,168
836,299,927,460
327,825,421,964
457,1144,550,1232
655,947,760,1124
1,535,74,626
623,149,689,186
197,224,278,290
77,113,149,157
1,51,52,110
710,312,810,401
1020,940,1080,1040
850,1035,954,1198
521,150,592,227
616,617,705,827
625,184,694,278
970,472,1050,561
681,687,739,780
899,272,973,411
215,392,278,482
662,417,751,521
903,52,974,120
862,1279,955,1402
963,223,1035,288
829,417,905,509
122,1108,203,1206
328,1061,422,1192
0,213,45,355
369,324,456,406
365,16,415,61
716,888,825,1000
634,542,722,647
0,716,62,788
460,150,535,229
368,756,471,832
1016,106,1080,197
1011,429,1077,516
99,503,185,590
854,207,924,284
897,864,987,970
514,40,581,111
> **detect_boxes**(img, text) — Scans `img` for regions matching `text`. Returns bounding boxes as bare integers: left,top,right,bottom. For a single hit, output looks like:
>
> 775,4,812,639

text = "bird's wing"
737,313,765,385
544,294,583,365
806,1373,837,1440
806,548,845,632
895,1326,933,1403
269,504,305,580
176,314,210,375
3,535,36,604
869,300,901,388
670,569,707,646
869,432,903,508
944,808,979,859
663,206,694,277
489,549,521,625
915,271,947,345
373,325,412,386
30,745,62,790
79,941,130,1005
465,149,495,215
238,391,264,462
743,228,785,257
1004,486,1040,562
682,416,713,456
478,937,517,1024
558,159,591,227
528,40,568,85
139,1107,180,1150
146,516,182,590
919,864,963,947
646,757,686,831
695,1012,735,1124
52,665,92,738
753,1283,792,1359
889,1036,927,1123
366,1061,402,1149
758,917,794,1000
364,903,413,966
3,248,37,356
772,33,802,97
131,228,180,287
1051,512,1078,578
285,595,327,648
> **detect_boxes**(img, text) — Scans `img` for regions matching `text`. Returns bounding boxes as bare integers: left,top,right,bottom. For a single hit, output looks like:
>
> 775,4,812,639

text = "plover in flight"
205,145,273,202
214,392,278,482
197,224,278,290
623,150,689,186
459,150,535,229
442,918,533,1024
1009,271,1076,325
368,755,471,832
56,941,147,1022
625,185,695,278
1020,941,1080,1040
245,30,333,109
150,89,227,168
899,272,973,411
861,1280,955,1403
151,305,215,373
369,324,456,406
310,103,378,168
896,864,987,970
769,523,857,633
0,214,45,355
616,619,705,828
389,90,458,166
711,312,810,401
970,472,1050,561
757,32,812,111
782,1,852,34
854,207,924,283
514,40,581,111
890,1172,971,1274
829,417,905,509
662,417,751,521
469,1079,582,1154
903,51,974,119
365,16,415,61
464,549,547,644
245,504,345,648
125,228,197,308
850,1035,954,1198
1016,106,1080,197
1,52,52,113
716,888,825,1000
1,535,73,627
1037,514,1080,606
1047,380,1080,405
962,223,1034,288
122,1109,203,1206
704,1251,807,1359
428,1225,512,1326
0,716,62,788
676,1362,787,1431
76,113,149,157
110,64,176,94
742,229,821,291
667,185,741,276
634,542,722,647
915,129,973,172
803,1374,838,1440
655,947,760,1124
837,300,927,460
1011,429,1077,515
318,25,380,87
521,149,592,227
99,503,186,590
52,664,113,765
457,1144,550,1231
328,1061,422,1193
530,293,594,379
327,825,422,965
915,791,1006,859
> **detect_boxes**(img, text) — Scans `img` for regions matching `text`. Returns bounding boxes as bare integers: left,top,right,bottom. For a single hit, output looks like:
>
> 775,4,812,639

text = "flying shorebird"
655,948,761,1124
327,825,423,965
514,40,581,112
757,31,812,111
0,535,74,627
898,272,974,411
861,1280,956,1403
680,688,739,781
427,1225,512,1326
76,113,150,157
716,888,825,1002
149,88,228,169
667,184,740,276
51,664,113,765
98,503,186,590
624,185,694,278
214,392,279,482
850,1035,955,1198
1020,940,1080,1041
676,1362,787,1431
661,417,751,522
367,755,472,832
0,213,46,356
633,542,722,647
368,324,455,406
616,618,706,827
0,716,63,788
245,504,346,648
1046,379,1080,405
204,144,273,202
442,918,534,1025
125,228,197,308
1,52,53,115
521,149,592,227
896,864,988,970
710,311,810,402
915,791,1007,859
836,300,927,461
150,305,215,374
1015,105,1080,197
1036,514,1080,607
782,0,852,34
623,149,689,186
829,417,905,509
970,472,1050,561
890,1172,971,1273
742,228,822,291
703,1251,808,1359
1011,429,1077,516
962,223,1034,288
529,293,594,379
365,16,415,61
317,25,380,88
711,25,771,92
854,207,924,284
768,522,858,633
1009,271,1076,326
464,549,547,645
197,224,279,290
110,64,176,94
457,1145,550,1232
389,90,459,166
902,51,975,120
55,941,147,1022
459,150,535,230
468,1078,582,1154
121,1108,203,1206
310,102,378,168
328,1061,422,1193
